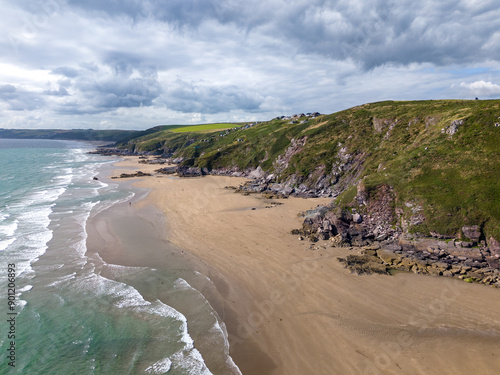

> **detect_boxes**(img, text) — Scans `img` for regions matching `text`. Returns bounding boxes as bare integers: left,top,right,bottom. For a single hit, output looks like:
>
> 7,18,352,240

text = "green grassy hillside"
169,123,245,133
119,100,500,239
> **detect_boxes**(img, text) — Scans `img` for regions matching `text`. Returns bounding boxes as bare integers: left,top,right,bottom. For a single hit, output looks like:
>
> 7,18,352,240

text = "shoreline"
86,160,241,374
90,156,500,375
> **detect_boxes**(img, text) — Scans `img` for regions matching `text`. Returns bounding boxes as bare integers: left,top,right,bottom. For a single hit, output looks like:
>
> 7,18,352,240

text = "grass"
169,123,245,133
119,99,500,240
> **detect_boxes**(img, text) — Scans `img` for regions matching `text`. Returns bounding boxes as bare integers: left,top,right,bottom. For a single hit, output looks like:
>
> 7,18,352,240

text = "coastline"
90,157,500,375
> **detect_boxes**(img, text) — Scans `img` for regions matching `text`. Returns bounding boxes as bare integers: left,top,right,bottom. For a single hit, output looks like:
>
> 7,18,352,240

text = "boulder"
486,257,500,270
398,257,416,271
248,166,266,179
156,166,177,175
177,167,203,177
353,213,363,223
462,225,481,242
435,261,451,271
488,237,500,256
338,255,388,275
381,242,402,252
427,267,442,276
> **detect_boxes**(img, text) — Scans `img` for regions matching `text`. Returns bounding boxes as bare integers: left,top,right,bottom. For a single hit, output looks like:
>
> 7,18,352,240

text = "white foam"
52,169,73,185
46,273,77,287
78,268,199,348
169,348,213,375
175,277,243,375
73,269,210,374
16,299,27,311
18,285,33,293
22,187,66,206
144,357,172,374
101,263,149,278
18,205,52,227
89,190,135,219
73,148,89,163
174,277,195,291
0,219,19,237
0,238,15,251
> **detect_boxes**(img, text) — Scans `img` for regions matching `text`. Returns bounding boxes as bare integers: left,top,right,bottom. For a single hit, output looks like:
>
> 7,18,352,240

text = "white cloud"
0,0,500,129
459,80,500,97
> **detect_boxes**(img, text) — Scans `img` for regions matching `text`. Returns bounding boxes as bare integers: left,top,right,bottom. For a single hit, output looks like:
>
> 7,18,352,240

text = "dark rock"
488,237,500,257
177,166,204,177
487,257,500,270
338,255,388,275
462,225,481,242
318,232,329,240
112,171,152,179
381,242,402,252
307,234,319,243
430,231,454,239
353,213,363,223
155,166,177,175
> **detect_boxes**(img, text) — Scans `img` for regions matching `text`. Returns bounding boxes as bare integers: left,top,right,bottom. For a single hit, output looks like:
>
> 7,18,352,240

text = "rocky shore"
93,148,500,288
102,153,500,375
292,203,500,287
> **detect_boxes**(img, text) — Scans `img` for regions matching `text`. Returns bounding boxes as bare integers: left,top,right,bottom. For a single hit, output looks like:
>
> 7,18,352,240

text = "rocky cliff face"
289,186,500,287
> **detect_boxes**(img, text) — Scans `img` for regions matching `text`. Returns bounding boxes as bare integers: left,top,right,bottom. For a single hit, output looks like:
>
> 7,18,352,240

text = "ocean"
0,139,239,375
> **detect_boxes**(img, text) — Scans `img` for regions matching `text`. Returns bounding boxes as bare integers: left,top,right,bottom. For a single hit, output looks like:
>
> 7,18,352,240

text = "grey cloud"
65,0,144,19
0,84,45,110
65,0,221,26
269,0,500,69
43,87,69,96
165,80,263,114
51,67,79,78
0,85,17,95
2,0,499,129
51,62,162,114
82,77,161,109
102,51,145,75
79,62,100,72
62,0,500,70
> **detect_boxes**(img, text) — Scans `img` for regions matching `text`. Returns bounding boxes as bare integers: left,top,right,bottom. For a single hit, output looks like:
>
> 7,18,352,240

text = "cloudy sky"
1,0,499,130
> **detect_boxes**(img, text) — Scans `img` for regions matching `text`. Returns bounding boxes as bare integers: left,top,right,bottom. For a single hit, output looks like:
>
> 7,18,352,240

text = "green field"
170,123,244,133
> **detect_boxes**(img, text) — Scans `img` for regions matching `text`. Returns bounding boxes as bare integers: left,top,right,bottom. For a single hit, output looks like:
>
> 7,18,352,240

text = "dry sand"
110,157,500,375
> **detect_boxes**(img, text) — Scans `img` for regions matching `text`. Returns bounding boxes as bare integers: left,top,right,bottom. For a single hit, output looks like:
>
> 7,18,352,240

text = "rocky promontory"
291,202,500,287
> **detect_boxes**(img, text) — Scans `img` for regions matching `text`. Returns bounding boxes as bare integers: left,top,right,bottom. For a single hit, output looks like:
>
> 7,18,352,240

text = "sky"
0,0,500,130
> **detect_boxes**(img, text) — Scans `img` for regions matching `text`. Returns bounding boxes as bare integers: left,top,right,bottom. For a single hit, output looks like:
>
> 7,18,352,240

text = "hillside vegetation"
118,100,500,240
0,128,136,142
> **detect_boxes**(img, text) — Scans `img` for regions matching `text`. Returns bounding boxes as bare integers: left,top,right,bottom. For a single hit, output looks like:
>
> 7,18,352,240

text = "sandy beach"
98,157,500,375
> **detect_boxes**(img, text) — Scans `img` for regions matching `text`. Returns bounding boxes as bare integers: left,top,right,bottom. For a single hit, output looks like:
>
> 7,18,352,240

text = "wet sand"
94,157,500,375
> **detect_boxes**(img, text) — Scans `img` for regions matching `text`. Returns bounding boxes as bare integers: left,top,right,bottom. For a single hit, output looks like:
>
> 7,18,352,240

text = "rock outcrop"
291,193,500,287
337,240,500,287
111,171,152,179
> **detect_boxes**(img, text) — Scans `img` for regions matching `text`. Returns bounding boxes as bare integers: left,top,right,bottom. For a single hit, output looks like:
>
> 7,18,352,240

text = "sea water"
0,139,239,375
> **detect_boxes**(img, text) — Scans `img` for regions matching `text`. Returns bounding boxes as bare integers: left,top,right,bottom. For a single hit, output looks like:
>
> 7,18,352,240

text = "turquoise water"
0,139,238,375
